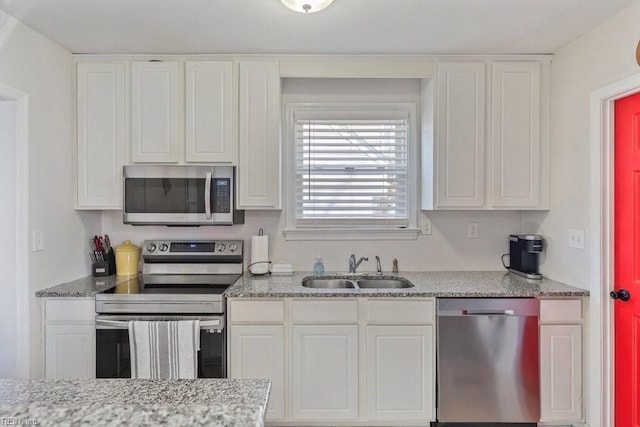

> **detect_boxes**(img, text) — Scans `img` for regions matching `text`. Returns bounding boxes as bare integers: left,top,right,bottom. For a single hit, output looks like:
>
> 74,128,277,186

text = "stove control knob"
159,243,169,252
216,243,226,252
146,243,157,253
228,243,238,252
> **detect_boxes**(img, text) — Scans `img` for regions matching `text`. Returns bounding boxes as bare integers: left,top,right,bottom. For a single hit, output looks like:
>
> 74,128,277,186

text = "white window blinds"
294,108,410,227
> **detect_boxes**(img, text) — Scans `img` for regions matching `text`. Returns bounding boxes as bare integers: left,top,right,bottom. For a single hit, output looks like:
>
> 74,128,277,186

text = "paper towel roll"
250,234,269,274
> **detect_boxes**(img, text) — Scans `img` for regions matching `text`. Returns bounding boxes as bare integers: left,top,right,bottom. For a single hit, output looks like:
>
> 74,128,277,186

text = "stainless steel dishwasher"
437,298,540,424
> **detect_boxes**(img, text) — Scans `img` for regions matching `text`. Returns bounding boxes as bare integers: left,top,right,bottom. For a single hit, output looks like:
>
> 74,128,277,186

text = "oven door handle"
95,319,223,331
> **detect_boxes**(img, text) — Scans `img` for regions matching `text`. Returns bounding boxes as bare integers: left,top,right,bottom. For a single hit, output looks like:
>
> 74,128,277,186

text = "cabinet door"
292,325,358,420
435,62,486,208
490,61,541,208
366,325,435,421
45,324,95,379
238,61,281,209
131,62,180,163
229,325,285,421
76,62,126,209
540,324,583,422
185,61,234,163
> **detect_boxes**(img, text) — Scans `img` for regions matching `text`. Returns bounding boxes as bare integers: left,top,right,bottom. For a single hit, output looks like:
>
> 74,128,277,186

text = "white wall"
0,99,18,377
524,0,640,289
0,10,101,378
102,209,522,272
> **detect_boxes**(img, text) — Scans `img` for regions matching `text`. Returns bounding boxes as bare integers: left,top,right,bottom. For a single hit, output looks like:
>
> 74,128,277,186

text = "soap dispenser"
313,256,325,275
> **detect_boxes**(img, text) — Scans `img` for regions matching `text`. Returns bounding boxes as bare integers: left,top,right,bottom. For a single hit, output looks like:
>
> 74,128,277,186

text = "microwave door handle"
205,172,212,219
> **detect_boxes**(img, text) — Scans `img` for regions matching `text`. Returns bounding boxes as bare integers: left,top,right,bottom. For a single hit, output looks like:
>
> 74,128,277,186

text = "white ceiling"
0,0,635,55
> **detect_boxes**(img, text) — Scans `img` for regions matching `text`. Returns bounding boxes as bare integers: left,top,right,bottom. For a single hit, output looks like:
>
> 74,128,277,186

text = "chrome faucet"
349,254,368,273
375,256,382,275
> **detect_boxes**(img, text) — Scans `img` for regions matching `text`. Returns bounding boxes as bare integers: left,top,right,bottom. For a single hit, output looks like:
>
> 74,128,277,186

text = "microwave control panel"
212,178,231,213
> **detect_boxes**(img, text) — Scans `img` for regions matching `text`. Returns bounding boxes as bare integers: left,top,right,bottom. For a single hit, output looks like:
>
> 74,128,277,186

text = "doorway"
613,91,640,426
591,73,640,427
0,83,29,379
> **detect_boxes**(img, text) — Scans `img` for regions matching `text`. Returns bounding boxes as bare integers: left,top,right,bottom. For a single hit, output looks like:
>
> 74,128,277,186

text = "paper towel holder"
249,229,271,276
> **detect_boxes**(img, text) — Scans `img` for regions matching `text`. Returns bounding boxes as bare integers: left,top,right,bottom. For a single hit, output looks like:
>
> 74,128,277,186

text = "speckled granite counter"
0,378,270,426
35,275,138,297
36,271,588,298
225,271,589,298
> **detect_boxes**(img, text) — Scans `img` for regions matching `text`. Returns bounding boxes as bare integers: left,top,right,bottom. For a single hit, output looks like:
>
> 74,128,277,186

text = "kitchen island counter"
0,378,270,426
225,271,589,298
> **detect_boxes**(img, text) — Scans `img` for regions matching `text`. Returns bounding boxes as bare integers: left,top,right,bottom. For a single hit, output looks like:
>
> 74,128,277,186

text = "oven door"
95,314,226,378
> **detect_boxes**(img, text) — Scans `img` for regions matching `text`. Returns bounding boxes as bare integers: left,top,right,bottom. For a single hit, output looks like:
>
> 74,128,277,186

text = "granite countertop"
224,271,589,298
0,378,270,427
35,275,137,297
36,271,588,298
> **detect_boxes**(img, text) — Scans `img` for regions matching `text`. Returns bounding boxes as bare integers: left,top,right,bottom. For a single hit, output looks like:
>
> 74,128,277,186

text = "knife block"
92,249,116,277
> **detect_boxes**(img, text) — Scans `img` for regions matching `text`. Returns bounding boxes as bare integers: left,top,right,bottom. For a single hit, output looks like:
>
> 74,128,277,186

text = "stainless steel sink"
301,276,414,289
302,278,355,288
356,279,413,288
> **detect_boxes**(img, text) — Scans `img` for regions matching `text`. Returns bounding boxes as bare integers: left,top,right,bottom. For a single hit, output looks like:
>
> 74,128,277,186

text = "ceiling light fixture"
280,0,334,14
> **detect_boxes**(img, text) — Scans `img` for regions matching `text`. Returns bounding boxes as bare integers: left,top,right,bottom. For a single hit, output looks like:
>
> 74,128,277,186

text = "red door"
614,92,640,427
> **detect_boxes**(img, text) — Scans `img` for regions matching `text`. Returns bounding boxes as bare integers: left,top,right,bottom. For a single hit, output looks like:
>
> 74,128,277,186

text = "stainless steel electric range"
95,239,243,378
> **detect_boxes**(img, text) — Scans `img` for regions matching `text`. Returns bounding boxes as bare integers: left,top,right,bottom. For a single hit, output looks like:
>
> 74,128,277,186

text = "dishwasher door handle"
461,309,515,316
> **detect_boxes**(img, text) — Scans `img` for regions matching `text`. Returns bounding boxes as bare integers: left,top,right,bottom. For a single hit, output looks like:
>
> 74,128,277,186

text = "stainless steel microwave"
123,165,243,226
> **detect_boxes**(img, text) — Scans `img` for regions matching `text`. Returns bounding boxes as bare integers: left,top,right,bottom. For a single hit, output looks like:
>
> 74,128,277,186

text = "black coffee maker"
507,234,543,280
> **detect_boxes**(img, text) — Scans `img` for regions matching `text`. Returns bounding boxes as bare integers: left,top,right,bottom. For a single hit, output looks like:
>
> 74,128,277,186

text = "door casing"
0,82,29,379
590,72,640,427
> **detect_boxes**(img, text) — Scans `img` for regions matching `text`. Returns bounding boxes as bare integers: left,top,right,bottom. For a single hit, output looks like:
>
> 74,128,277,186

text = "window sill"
283,228,419,241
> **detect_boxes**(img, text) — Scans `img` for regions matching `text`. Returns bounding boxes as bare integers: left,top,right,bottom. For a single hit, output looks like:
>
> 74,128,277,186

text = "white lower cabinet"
227,299,286,422
228,297,435,425
539,298,584,424
229,325,285,420
366,325,434,421
292,325,359,420
43,298,95,379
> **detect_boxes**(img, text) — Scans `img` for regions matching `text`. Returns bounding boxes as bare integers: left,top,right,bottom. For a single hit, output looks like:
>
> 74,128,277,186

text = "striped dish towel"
128,320,200,379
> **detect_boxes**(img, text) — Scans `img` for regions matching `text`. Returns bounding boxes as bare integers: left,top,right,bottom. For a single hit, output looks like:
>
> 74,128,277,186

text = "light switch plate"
467,222,479,239
32,230,44,252
568,228,585,249
420,215,432,235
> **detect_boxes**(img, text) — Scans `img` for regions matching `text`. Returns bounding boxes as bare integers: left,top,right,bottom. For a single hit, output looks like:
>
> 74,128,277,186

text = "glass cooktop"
101,274,241,295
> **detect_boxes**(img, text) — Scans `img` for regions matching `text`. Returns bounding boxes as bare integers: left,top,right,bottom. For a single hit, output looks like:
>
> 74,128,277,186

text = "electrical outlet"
32,230,44,252
467,222,479,239
568,228,585,249
421,216,432,235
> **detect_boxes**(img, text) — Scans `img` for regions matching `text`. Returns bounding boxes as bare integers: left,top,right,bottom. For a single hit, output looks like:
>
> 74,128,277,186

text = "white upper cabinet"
185,61,234,163
490,61,543,208
238,61,281,209
76,62,126,209
435,62,486,208
131,61,180,163
427,60,549,210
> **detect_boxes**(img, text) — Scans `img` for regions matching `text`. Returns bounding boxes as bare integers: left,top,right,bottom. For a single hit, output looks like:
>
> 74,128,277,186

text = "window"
284,103,418,240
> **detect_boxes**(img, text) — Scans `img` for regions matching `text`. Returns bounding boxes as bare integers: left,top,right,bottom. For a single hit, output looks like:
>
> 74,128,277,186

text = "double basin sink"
302,276,414,289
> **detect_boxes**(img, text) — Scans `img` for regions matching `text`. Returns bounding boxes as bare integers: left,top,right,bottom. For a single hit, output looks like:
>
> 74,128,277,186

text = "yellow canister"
114,240,140,276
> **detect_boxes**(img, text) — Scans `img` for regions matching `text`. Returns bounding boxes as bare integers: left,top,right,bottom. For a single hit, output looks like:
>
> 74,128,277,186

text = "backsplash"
101,210,523,272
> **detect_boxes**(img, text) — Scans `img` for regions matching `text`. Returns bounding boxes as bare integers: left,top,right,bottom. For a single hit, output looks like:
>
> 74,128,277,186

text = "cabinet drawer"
539,299,582,323
229,300,284,323
292,300,358,324
367,299,435,324
45,299,95,322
